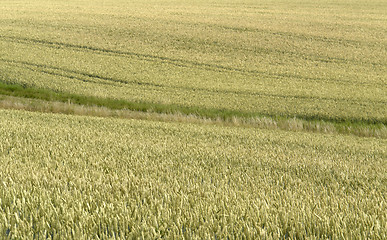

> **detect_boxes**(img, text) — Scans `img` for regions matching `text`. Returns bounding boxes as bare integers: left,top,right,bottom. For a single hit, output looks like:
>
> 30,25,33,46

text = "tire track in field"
0,58,165,88
163,17,387,51
5,19,384,68
208,24,384,48
1,58,386,107
10,17,387,66
2,34,383,87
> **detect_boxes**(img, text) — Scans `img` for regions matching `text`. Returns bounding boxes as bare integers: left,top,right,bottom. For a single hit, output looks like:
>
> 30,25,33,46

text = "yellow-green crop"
0,0,386,122
1,0,386,239
0,109,386,239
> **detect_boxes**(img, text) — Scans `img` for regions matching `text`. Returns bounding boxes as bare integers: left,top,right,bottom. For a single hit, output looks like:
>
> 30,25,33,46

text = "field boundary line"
0,82,385,138
0,94,385,139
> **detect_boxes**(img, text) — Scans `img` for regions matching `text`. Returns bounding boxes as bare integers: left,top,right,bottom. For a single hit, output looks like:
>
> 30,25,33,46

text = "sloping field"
0,0,386,239
0,0,386,123
0,109,386,238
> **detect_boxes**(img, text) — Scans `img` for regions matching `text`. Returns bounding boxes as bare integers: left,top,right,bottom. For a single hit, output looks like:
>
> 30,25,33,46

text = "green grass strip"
0,81,385,129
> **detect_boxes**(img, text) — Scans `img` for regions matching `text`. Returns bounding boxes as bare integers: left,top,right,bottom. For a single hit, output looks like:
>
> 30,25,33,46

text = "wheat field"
0,109,386,239
0,0,386,239
0,0,386,122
